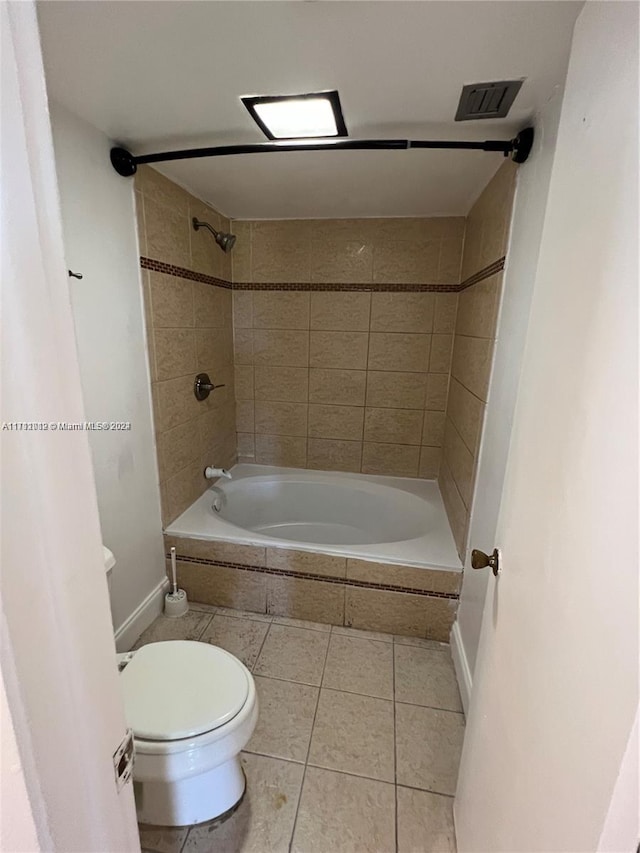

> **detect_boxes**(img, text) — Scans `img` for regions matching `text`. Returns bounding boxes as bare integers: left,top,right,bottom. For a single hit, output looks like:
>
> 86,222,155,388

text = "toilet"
119,640,258,826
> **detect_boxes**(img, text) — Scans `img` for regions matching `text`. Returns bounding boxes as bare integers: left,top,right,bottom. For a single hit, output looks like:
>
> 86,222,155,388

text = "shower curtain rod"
110,126,534,176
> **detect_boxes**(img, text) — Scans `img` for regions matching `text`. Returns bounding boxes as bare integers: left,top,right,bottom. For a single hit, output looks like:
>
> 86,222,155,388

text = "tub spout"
205,466,232,480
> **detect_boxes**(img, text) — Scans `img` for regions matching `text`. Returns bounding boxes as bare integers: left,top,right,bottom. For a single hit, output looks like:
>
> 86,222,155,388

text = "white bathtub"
166,464,462,571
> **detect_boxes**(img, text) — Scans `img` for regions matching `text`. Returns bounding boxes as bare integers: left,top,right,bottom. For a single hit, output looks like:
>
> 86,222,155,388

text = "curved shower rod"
110,127,534,177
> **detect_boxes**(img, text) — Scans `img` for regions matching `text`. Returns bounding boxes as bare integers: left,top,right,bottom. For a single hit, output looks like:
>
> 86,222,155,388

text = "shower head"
192,218,236,253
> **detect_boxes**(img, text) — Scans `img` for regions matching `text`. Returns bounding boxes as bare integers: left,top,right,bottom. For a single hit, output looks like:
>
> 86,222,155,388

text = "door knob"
471,547,501,577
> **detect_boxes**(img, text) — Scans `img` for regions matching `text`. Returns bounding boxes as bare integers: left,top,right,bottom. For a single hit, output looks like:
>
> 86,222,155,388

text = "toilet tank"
103,545,116,594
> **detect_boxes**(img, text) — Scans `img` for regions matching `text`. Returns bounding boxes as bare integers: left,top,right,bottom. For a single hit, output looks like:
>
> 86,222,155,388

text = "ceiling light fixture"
241,90,348,140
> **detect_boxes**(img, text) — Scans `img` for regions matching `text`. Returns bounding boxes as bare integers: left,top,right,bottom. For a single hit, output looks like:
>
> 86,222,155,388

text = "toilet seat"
121,641,249,741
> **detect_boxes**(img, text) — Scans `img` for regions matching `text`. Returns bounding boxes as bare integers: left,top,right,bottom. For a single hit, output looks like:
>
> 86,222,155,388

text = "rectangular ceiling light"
241,90,347,140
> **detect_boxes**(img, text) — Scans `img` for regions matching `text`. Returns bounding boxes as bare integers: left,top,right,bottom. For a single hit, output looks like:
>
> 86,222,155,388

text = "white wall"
455,1,638,848
50,103,166,639
452,72,569,699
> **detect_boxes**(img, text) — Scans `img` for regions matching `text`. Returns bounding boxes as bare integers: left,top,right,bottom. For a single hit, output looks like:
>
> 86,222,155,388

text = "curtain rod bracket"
110,126,534,177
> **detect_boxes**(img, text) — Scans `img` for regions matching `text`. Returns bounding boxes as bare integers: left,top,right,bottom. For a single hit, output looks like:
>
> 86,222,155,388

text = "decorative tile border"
141,256,505,294
140,257,232,289
169,552,460,601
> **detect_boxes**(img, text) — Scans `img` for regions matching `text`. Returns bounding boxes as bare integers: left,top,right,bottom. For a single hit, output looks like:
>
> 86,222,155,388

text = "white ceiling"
38,1,580,219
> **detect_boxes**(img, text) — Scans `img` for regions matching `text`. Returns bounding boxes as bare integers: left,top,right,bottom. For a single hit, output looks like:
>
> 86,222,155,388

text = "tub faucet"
205,466,232,480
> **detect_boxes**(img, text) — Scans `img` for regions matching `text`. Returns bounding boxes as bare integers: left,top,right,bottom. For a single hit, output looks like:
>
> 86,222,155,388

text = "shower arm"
110,128,534,177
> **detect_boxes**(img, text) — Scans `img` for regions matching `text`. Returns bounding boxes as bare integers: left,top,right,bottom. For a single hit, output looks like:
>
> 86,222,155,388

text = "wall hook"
68,270,83,280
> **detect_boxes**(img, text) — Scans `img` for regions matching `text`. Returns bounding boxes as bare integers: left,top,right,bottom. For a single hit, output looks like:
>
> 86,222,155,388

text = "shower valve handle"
194,372,225,401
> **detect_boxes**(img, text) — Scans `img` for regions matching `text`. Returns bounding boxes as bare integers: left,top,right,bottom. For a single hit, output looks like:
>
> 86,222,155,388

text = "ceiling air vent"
455,80,524,121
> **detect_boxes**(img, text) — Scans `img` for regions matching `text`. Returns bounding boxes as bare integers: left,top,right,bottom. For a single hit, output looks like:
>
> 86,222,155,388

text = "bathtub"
166,464,461,571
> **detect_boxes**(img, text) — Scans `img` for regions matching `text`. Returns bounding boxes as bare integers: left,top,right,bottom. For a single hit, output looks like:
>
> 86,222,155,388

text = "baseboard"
114,577,169,653
450,620,473,715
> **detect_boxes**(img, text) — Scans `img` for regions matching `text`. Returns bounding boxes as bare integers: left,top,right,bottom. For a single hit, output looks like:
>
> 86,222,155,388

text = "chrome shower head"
192,218,236,253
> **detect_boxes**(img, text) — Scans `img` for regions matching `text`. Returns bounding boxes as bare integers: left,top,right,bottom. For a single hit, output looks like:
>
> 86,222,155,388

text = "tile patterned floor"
136,604,463,853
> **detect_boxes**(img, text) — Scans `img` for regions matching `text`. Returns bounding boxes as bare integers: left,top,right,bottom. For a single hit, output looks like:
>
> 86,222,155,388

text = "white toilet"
119,640,258,826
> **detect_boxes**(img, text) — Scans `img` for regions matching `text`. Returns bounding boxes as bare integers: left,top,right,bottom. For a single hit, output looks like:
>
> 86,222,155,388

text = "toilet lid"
120,641,250,741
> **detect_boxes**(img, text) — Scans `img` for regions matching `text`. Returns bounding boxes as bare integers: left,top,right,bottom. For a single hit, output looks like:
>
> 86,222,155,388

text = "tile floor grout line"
250,618,274,674
194,613,215,640
395,699,465,716
288,626,332,852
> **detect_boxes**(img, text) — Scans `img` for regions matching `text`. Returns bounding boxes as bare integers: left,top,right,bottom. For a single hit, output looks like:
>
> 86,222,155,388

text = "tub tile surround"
134,166,237,525
164,535,461,642
136,606,460,853
440,162,518,557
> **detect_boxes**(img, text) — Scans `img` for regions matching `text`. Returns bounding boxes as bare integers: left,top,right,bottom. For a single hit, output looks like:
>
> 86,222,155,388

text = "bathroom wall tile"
365,371,427,410
437,217,465,284
451,334,494,401
395,703,464,794
447,377,485,454
266,548,347,579
195,328,233,371
308,689,395,781
266,576,345,626
230,221,252,282
248,676,319,763
307,438,362,473
308,369,366,406
433,293,459,333
370,292,435,333
422,410,446,447
252,291,310,330
361,442,420,477
254,366,309,403
346,559,461,595
322,634,394,699
233,328,253,365
397,787,456,853
291,767,395,853
164,462,204,524
254,624,330,684
308,404,364,441
235,399,255,433
364,407,423,445
157,419,200,482
443,418,475,508
345,587,429,637
199,403,236,456
237,432,255,459
153,328,196,381
373,234,440,284
367,333,430,373
143,196,190,268
155,376,200,432
199,614,269,670
149,272,194,328
439,460,469,560
165,535,266,567
394,644,462,711
234,365,254,400
255,434,307,467
310,229,374,284
419,446,442,479
425,373,450,411
184,753,304,853
176,560,267,612
136,165,190,216
253,329,309,367
309,292,371,331
309,331,369,370
251,220,312,282
456,273,503,339
193,283,228,329
429,334,454,374
255,401,308,436
232,290,253,328
134,191,147,257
